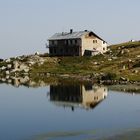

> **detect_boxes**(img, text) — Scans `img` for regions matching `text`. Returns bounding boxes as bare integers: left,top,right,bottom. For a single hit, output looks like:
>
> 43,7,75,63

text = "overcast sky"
0,0,140,58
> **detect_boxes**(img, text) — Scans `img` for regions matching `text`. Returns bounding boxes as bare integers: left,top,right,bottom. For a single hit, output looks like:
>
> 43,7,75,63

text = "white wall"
81,35,108,56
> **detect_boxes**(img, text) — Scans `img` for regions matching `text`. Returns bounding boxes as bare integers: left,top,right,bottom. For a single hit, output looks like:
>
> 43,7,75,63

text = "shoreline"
0,40,140,84
1,74,140,93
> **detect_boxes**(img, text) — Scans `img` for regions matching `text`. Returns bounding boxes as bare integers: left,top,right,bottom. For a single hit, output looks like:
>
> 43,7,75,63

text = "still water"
0,83,140,140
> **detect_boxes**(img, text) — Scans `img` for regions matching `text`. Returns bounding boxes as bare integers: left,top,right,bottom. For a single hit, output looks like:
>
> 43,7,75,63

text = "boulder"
5,59,11,63
112,57,118,60
35,52,40,55
1,78,6,82
13,61,20,69
46,73,51,76
93,62,98,65
1,66,6,70
6,75,10,79
123,65,126,70
7,64,12,69
121,49,130,54
120,77,126,81
28,61,35,65
133,70,139,74
24,68,29,73
19,64,29,71
108,58,112,61
8,79,12,83
5,71,10,75
121,50,124,54
120,77,129,82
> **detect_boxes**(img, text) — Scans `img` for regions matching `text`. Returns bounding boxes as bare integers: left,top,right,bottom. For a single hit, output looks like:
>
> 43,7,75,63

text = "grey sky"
0,0,140,58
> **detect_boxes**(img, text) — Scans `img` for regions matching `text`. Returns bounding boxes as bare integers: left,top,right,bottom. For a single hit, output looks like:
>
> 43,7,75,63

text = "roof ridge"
48,30,106,42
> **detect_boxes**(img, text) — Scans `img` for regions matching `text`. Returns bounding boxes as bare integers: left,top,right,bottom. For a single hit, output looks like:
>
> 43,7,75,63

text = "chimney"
70,29,73,34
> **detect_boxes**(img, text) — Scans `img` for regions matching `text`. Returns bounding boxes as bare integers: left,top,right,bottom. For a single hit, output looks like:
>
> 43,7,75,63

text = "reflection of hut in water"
49,84,108,110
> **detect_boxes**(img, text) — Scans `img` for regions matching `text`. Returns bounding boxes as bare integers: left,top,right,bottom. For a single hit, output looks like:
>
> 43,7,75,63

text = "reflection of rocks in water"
109,84,140,94
0,76,50,88
48,84,108,110
0,76,30,87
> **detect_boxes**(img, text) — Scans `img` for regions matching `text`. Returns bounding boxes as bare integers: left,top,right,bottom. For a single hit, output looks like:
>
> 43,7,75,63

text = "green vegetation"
30,41,140,81
0,41,139,82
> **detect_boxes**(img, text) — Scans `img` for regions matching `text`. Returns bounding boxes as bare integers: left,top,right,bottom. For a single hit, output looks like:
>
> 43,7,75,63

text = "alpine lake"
0,77,140,140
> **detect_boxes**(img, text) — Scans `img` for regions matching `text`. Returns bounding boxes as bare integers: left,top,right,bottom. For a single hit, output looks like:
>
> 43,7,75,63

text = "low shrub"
101,72,117,80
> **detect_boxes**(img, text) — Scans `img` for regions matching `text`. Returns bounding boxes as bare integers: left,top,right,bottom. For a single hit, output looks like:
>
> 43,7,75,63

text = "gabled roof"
48,31,87,40
48,30,107,42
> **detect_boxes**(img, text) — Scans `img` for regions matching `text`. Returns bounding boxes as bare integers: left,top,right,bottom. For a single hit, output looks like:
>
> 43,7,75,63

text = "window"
52,41,55,45
72,40,75,45
103,41,106,44
68,40,73,45
65,40,68,45
85,85,92,91
103,47,106,51
54,40,57,45
75,48,78,53
54,48,56,53
75,40,78,44
68,40,71,45
50,48,53,53
93,40,97,43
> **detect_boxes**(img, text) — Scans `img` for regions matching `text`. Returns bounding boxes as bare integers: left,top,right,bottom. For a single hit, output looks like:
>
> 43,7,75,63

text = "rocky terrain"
0,41,140,86
0,53,51,86
0,54,43,75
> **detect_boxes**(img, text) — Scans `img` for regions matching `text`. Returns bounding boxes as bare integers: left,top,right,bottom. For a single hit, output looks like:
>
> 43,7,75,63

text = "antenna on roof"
70,29,73,34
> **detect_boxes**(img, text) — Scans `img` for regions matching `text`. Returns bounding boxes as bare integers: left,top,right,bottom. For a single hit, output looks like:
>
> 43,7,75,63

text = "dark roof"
48,30,107,42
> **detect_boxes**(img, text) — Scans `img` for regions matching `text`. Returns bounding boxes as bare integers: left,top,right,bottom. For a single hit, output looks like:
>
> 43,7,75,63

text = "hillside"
30,41,140,82
0,41,140,83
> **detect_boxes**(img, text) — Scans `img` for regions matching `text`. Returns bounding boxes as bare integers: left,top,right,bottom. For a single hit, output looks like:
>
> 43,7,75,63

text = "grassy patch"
30,41,140,81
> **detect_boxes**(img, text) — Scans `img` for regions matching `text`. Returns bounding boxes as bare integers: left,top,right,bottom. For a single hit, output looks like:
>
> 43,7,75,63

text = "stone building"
48,29,108,56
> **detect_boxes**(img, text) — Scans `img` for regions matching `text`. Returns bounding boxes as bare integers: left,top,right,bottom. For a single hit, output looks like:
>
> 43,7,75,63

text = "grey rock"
13,61,20,69
108,58,112,61
5,71,10,75
8,79,12,83
35,52,40,55
133,70,139,74
1,66,6,70
5,59,11,63
7,64,12,69
24,68,29,73
1,78,6,82
93,62,98,65
123,65,126,70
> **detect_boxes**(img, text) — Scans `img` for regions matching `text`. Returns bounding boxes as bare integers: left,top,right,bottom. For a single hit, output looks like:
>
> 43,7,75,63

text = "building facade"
48,29,108,56
49,84,108,110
